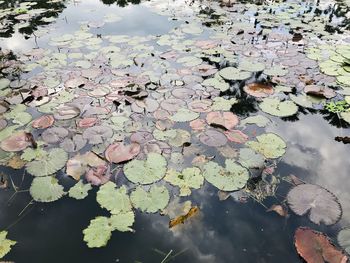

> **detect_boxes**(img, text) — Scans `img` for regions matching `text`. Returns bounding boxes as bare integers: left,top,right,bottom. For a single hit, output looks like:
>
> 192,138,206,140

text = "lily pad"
246,133,286,159
97,183,132,214
83,216,112,248
240,115,270,127
68,180,92,200
203,159,249,191
238,148,265,169
30,176,65,202
287,184,342,225
199,129,227,147
124,153,167,184
295,227,348,263
338,227,350,255
206,111,239,130
130,185,170,213
0,231,16,258
105,142,140,164
26,148,68,177
83,126,113,145
170,109,199,122
0,132,32,152
259,98,298,117
164,167,204,196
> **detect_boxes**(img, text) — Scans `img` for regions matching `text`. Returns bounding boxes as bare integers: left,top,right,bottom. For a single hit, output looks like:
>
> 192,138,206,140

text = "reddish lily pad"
243,83,274,98
32,115,55,129
294,227,348,263
105,142,140,164
206,112,239,130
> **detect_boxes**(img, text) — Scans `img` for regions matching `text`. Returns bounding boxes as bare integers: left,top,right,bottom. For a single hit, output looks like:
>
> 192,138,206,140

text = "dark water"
0,0,350,262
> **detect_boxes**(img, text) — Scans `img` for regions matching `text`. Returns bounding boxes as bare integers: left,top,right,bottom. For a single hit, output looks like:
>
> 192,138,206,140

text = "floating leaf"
164,167,204,196
32,115,55,129
240,115,270,127
287,184,341,225
105,142,140,164
83,126,113,145
238,148,265,169
206,111,239,130
170,109,199,122
246,133,286,159
124,153,167,184
267,204,288,217
97,183,132,214
83,216,112,248
1,132,32,152
109,211,135,232
199,129,227,147
243,83,274,98
169,206,199,228
68,180,92,200
295,227,348,263
26,148,68,177
130,185,169,213
41,127,69,144
0,231,16,259
30,176,65,202
338,228,350,255
203,159,249,191
259,98,298,117
66,152,105,180
211,97,238,111
219,67,251,81
224,130,248,143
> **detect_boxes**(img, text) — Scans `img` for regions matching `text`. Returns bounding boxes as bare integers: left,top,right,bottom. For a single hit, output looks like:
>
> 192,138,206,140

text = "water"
0,0,350,262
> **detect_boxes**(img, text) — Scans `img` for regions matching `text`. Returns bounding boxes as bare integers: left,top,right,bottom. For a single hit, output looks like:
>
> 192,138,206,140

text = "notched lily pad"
123,153,167,185
30,176,65,202
246,133,286,159
130,185,169,213
203,159,249,191
287,184,342,225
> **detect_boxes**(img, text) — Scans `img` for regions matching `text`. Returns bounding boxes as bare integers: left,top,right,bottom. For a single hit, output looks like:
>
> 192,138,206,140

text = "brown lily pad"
294,227,348,263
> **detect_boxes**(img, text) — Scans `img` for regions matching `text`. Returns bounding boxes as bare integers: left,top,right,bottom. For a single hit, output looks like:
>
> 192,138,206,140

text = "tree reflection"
100,0,142,7
0,0,66,38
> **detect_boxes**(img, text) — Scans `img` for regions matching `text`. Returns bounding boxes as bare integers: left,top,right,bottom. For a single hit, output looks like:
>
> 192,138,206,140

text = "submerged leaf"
287,184,341,225
169,206,199,228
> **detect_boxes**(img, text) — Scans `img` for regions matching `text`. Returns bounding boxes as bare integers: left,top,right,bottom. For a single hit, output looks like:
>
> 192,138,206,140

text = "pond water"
0,0,350,262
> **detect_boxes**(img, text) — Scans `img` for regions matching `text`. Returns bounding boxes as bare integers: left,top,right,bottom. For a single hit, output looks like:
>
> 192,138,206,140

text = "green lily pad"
26,148,68,177
0,79,10,90
109,211,135,232
211,97,238,111
202,77,229,92
246,133,286,159
0,231,16,258
259,98,298,117
124,153,167,184
97,182,132,214
170,109,199,122
219,67,251,81
83,216,112,248
69,180,92,200
240,115,270,127
164,167,204,196
203,159,249,191
130,185,169,213
338,227,350,254
30,176,65,202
